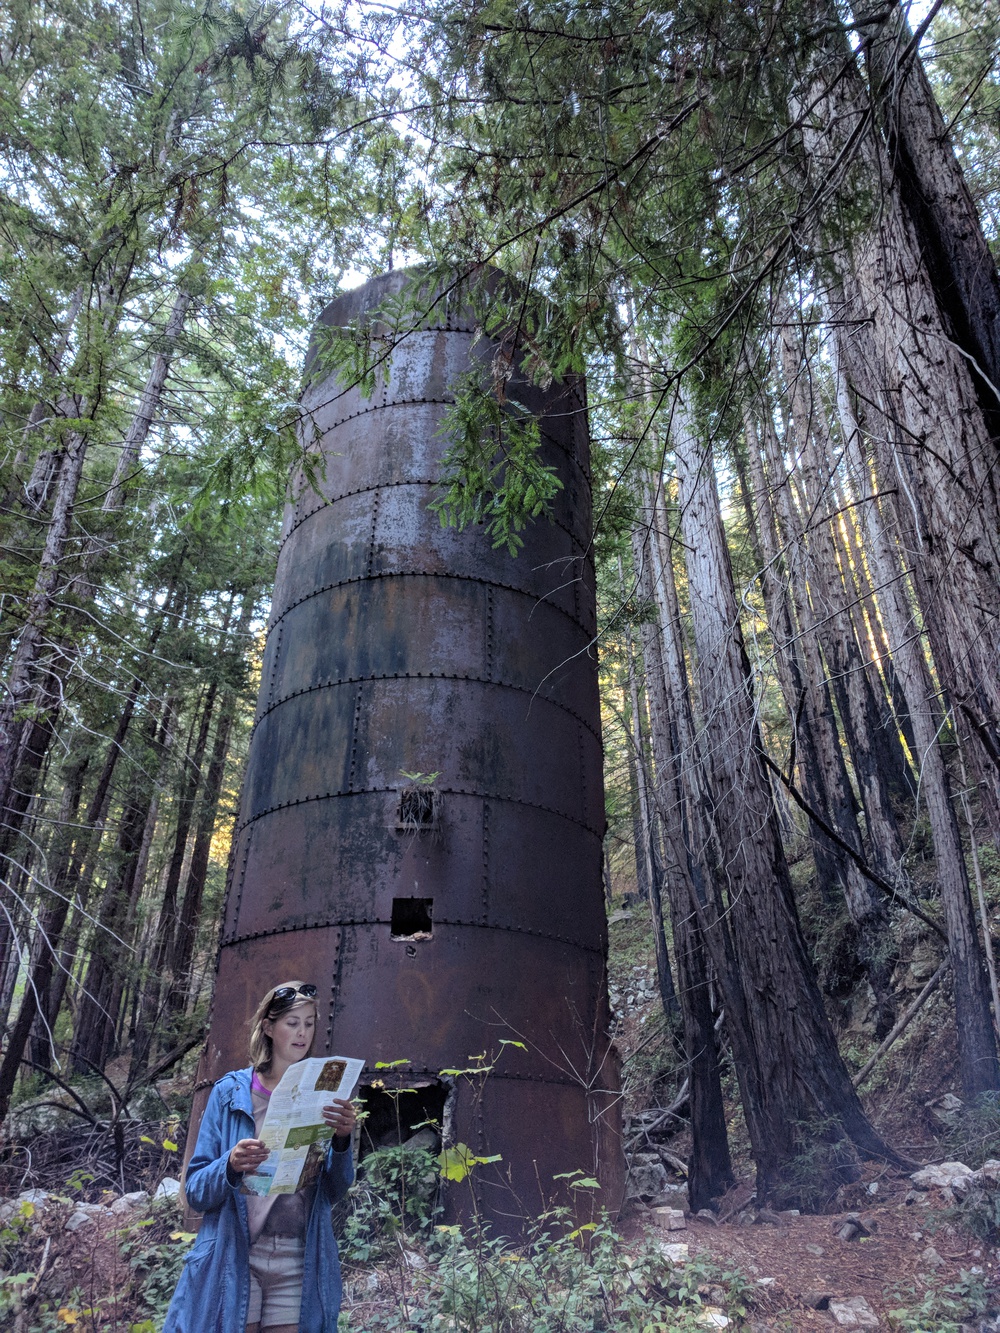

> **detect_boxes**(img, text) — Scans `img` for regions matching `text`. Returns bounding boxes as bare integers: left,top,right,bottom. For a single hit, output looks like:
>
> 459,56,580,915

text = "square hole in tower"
396,787,439,830
391,897,433,940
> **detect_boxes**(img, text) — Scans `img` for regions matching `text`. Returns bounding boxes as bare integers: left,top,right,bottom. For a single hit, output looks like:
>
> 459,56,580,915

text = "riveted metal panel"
195,268,624,1230
225,793,486,941
324,924,608,1074
270,489,374,626
371,484,584,624
267,577,489,703
242,679,603,834
202,927,344,1088
457,1078,621,1225
259,578,598,736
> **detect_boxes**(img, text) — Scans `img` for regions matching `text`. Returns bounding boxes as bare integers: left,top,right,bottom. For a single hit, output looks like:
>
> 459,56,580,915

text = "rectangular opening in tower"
391,897,433,939
357,1079,450,1157
396,787,439,830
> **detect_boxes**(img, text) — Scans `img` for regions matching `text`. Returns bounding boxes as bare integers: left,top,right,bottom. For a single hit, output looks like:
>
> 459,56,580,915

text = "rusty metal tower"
192,269,623,1224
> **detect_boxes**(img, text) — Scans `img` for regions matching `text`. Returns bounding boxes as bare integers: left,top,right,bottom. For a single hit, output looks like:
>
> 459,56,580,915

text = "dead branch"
852,962,948,1089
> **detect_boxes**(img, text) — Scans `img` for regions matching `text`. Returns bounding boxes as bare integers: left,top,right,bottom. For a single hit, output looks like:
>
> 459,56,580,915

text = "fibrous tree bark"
620,555,679,1019
831,320,1000,1096
631,470,734,1209
795,7,1000,814
859,1,1000,448
740,400,897,1035
669,381,902,1197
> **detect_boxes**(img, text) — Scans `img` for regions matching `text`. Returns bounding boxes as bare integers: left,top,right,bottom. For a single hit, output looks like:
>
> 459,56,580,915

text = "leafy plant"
429,369,564,555
888,1269,991,1331
116,1201,195,1327
342,1143,443,1262
343,1208,756,1332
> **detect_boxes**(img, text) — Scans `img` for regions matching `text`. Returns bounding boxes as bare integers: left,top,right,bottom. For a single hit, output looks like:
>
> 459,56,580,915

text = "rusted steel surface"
192,269,624,1224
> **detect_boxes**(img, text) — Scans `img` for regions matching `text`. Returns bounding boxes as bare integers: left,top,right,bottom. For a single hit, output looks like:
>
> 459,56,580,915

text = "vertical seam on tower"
481,800,490,925
366,488,381,577
264,624,283,716
578,721,587,828
327,927,344,1047
224,826,253,944
485,584,494,681
348,683,364,792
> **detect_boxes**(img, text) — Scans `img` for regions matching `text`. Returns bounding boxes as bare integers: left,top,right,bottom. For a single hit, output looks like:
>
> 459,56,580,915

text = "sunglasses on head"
269,983,317,1010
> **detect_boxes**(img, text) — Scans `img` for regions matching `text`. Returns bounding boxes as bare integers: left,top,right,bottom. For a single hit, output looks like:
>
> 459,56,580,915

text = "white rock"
925,1093,964,1127
756,1277,776,1287
921,1245,944,1267
910,1162,973,1190
154,1177,181,1200
829,1296,880,1328
651,1206,687,1231
626,1154,670,1202
17,1189,50,1207
65,1208,95,1233
974,1160,1000,1186
402,1249,428,1270
697,1312,729,1329
110,1190,149,1215
659,1242,689,1264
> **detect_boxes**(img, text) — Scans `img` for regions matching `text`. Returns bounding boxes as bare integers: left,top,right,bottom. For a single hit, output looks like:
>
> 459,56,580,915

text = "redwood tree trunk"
671,385,900,1196
859,2,1000,447
834,328,1000,1096
631,472,734,1208
795,5,1000,805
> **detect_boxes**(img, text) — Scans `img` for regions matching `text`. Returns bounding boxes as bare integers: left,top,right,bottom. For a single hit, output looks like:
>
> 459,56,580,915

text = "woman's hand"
322,1098,357,1140
229,1138,269,1174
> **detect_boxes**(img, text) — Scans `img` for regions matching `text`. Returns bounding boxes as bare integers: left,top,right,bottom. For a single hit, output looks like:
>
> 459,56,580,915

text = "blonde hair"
248,980,318,1072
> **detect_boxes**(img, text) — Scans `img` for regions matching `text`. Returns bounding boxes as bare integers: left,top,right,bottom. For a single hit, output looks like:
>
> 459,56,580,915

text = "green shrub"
888,1270,991,1331
117,1200,195,1327
344,1208,755,1332
342,1143,442,1261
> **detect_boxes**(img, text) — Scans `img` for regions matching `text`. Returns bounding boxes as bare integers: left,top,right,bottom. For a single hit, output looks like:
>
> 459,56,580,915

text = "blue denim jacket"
163,1067,354,1333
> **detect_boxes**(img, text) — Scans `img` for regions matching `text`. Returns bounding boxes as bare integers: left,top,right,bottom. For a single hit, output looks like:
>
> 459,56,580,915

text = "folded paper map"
242,1055,365,1196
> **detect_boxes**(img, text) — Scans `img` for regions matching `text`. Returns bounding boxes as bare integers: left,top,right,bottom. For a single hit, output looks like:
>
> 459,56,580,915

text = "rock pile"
0,1179,180,1232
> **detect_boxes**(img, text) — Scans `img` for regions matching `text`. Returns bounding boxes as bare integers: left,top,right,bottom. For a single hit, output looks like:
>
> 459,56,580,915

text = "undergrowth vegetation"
0,1194,192,1331
340,1207,755,1332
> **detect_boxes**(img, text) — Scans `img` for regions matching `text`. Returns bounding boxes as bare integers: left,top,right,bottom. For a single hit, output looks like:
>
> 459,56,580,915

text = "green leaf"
437,1143,503,1182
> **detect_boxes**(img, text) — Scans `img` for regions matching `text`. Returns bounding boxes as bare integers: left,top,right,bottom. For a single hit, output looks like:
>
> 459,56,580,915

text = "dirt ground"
628,1171,1000,1329
4,1174,998,1331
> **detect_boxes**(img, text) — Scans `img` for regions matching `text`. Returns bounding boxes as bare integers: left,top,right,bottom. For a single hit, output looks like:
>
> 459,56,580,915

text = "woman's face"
264,1000,317,1068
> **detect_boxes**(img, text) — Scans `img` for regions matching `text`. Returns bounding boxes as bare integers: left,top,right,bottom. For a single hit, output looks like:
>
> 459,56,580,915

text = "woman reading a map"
164,980,357,1333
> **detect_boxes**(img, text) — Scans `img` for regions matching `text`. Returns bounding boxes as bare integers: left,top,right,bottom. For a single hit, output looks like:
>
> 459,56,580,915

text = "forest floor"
2,1164,995,1331
5,910,1000,1328
623,1182,997,1329
332,1170,1000,1330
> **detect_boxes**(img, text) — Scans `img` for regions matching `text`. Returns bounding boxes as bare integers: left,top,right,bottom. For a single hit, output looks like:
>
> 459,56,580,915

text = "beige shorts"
247,1233,305,1328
